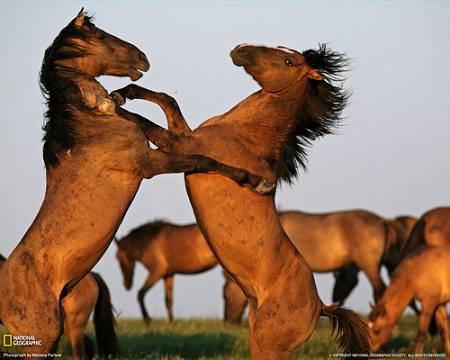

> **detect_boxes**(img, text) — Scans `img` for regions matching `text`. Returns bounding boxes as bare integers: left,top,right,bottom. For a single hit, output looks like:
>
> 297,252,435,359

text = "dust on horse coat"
112,44,370,359
116,220,218,322
0,11,267,357
368,246,450,355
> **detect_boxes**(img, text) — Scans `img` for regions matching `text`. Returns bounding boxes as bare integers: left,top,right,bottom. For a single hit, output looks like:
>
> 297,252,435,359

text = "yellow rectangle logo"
3,334,12,347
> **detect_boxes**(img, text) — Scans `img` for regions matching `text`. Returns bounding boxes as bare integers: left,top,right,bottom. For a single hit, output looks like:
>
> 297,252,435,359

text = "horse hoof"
255,179,276,195
110,91,126,105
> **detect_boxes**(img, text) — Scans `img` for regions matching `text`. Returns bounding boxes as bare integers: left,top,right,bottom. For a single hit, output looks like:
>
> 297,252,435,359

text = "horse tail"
91,272,119,357
321,302,371,359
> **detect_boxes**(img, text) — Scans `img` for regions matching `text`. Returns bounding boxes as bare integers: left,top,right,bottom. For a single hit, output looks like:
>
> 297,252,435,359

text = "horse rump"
321,303,371,359
91,272,119,357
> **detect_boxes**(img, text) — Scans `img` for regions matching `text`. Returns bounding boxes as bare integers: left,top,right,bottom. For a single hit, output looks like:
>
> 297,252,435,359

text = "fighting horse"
0,257,117,359
112,43,370,359
115,220,218,322
368,246,450,355
0,11,268,356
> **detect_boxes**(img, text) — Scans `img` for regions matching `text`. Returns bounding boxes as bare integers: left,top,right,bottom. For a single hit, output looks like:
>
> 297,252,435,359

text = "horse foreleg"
223,276,248,324
137,147,274,195
434,304,450,355
414,301,435,353
138,272,163,324
111,84,191,135
163,275,174,322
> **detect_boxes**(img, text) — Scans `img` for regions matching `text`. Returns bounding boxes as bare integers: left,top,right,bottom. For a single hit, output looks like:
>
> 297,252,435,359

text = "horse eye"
286,59,293,66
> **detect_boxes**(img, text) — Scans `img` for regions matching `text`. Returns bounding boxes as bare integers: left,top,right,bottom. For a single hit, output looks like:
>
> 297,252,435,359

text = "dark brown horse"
368,246,450,355
0,257,117,359
223,210,414,324
0,11,269,357
112,44,370,359
115,220,218,322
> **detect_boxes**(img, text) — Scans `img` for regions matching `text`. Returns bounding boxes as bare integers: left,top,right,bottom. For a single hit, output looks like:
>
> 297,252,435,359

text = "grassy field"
1,316,448,359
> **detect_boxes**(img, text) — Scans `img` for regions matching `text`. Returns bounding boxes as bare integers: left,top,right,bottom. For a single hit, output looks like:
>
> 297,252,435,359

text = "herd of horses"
0,9,448,360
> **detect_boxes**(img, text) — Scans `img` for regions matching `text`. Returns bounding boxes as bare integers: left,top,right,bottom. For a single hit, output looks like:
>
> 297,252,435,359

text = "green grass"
1,316,448,359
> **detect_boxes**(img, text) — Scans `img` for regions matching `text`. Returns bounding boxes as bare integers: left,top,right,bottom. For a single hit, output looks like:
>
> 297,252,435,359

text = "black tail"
321,303,371,359
91,272,119,357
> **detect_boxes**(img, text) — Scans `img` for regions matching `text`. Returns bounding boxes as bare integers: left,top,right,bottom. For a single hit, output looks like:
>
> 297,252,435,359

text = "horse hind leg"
163,275,174,322
434,304,450,356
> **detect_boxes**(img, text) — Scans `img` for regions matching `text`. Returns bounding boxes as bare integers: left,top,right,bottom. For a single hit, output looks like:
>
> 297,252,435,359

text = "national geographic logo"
1,334,42,347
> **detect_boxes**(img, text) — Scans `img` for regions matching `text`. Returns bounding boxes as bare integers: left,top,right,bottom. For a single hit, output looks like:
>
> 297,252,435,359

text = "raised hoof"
110,91,126,105
255,179,276,195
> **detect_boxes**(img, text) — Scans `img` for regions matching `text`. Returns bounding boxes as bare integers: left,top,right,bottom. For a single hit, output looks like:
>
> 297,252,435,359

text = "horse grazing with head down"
0,257,117,359
368,246,450,355
0,10,269,356
115,220,218,322
112,44,371,359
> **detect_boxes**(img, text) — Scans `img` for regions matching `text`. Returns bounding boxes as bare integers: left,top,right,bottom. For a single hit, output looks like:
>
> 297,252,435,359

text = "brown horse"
0,11,269,357
368,246,450,355
115,220,218,322
112,44,370,359
0,257,117,359
223,210,416,324
403,207,450,254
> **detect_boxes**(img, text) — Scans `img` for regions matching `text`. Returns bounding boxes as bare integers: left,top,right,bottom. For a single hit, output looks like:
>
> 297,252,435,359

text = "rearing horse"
0,11,270,357
113,44,371,359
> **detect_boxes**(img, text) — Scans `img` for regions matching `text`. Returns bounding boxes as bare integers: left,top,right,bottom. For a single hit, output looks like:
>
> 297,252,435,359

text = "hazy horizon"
0,1,449,319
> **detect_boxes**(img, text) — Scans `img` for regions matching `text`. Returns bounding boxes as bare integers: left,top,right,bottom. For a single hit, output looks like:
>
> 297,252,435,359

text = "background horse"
113,44,370,359
0,257,117,359
403,207,450,254
116,220,218,322
223,209,412,324
0,10,267,356
368,246,450,355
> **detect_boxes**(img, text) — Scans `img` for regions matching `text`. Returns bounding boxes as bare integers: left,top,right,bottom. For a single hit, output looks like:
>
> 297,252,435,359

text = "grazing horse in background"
0,11,269,356
403,207,450,254
112,44,371,359
115,220,218,322
223,209,411,323
368,246,450,355
0,257,117,359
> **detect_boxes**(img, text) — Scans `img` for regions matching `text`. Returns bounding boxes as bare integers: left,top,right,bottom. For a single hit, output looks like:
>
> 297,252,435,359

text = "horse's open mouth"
129,62,150,81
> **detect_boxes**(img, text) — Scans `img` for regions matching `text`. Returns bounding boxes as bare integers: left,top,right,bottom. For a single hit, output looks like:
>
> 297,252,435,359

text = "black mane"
0,253,5,262
277,44,350,183
123,220,170,244
40,15,95,167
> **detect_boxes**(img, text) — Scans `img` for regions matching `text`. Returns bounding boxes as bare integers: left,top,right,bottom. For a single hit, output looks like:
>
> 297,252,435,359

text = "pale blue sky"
0,1,449,318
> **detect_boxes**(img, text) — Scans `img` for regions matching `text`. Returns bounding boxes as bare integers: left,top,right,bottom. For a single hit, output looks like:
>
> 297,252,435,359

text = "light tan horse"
112,44,370,359
368,246,450,355
115,220,218,322
0,257,117,359
0,11,269,357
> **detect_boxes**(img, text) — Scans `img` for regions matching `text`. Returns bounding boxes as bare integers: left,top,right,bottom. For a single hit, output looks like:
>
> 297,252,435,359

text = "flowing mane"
278,44,350,183
39,15,96,168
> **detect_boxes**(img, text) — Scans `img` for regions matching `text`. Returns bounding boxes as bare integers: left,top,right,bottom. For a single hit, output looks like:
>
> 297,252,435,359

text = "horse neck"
381,277,414,326
222,83,307,156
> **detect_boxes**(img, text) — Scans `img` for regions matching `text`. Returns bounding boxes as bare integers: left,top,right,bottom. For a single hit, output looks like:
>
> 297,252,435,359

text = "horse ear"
307,68,324,81
74,8,85,28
